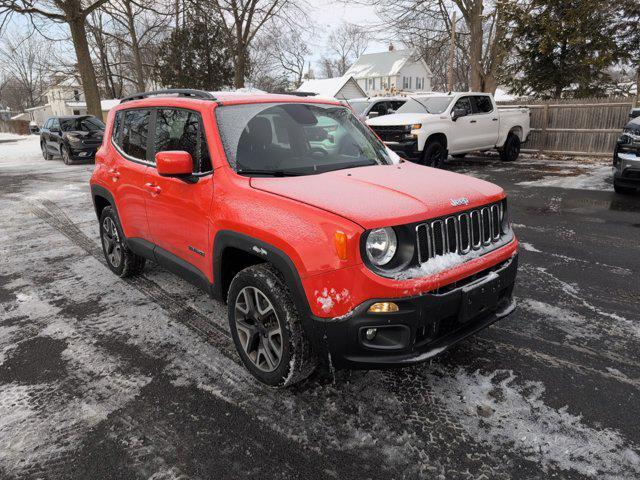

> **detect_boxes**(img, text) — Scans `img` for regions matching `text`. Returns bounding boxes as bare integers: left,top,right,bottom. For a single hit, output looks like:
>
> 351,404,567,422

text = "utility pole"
448,11,457,92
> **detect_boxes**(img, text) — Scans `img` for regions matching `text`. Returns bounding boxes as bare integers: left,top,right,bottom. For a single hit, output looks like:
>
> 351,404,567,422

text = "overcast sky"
304,0,390,64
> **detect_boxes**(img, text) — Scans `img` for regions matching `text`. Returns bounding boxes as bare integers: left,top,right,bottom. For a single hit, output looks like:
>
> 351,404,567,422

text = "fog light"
365,328,377,340
368,302,399,313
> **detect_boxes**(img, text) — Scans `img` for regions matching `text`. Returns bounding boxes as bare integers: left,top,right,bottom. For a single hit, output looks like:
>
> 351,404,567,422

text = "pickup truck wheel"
41,142,52,160
500,133,521,162
99,206,146,277
422,140,447,168
228,263,317,387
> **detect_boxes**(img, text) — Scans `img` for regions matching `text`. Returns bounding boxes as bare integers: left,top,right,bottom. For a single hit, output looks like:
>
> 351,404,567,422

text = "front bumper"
384,140,421,161
312,254,518,369
613,150,640,187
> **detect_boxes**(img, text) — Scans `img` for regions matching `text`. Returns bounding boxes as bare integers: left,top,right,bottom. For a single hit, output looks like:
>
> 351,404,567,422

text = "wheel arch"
509,126,523,141
425,132,448,149
212,231,313,321
91,184,116,221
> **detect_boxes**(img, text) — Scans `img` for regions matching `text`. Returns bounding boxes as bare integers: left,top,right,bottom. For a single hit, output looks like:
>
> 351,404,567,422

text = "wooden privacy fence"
0,119,30,135
497,97,637,156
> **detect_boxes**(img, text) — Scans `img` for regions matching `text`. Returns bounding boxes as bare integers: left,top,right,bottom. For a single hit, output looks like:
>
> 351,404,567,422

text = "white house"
296,76,366,100
345,46,433,96
40,78,118,121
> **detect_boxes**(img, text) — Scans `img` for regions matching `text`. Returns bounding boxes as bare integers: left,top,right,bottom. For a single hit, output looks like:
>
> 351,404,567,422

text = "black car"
613,115,640,194
40,115,105,165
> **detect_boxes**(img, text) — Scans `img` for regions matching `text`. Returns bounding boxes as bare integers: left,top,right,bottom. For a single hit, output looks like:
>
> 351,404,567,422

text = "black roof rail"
286,91,317,97
119,89,217,104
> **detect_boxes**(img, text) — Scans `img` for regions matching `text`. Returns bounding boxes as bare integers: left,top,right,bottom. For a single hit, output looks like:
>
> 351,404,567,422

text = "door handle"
492,118,498,121
470,120,477,123
144,182,161,195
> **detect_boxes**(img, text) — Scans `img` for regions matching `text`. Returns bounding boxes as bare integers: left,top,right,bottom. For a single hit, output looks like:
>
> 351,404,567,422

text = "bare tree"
203,0,306,88
263,22,311,88
0,30,51,108
350,0,508,92
99,0,171,92
0,0,111,117
320,23,369,77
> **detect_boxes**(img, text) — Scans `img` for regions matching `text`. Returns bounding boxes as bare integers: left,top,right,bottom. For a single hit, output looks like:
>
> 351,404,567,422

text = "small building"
295,76,366,100
43,78,118,120
345,46,433,96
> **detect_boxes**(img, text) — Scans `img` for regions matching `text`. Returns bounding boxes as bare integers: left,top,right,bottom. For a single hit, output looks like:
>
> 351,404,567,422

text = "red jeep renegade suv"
90,89,518,386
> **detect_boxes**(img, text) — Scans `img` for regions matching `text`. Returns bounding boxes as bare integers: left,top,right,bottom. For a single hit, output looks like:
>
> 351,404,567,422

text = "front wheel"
61,145,72,165
422,140,447,168
228,264,317,387
41,142,52,160
500,133,521,162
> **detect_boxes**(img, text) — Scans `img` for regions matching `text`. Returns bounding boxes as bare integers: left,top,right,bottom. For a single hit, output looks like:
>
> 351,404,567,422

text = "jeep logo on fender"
450,197,469,207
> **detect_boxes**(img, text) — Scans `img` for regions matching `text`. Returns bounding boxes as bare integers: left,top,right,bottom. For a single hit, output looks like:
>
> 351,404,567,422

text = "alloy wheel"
62,146,71,165
233,286,283,372
101,217,122,268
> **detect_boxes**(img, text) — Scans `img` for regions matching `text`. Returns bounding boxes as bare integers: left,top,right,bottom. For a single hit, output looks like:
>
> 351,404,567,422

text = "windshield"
348,101,370,114
61,117,105,132
396,97,452,114
216,103,393,176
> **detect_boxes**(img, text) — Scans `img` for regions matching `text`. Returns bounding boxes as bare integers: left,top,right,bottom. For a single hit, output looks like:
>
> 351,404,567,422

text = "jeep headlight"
365,227,397,266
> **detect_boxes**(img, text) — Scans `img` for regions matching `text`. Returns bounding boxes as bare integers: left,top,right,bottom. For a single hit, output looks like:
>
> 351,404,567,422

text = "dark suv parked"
613,115,640,194
40,115,105,164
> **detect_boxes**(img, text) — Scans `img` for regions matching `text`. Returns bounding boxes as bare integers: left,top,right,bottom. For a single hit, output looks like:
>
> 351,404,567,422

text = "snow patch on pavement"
431,368,640,478
517,165,612,191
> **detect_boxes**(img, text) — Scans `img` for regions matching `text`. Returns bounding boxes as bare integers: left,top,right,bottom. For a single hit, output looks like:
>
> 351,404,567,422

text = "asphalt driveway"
1,136,639,479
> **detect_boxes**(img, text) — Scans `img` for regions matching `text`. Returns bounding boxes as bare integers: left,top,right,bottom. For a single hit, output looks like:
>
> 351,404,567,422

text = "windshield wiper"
410,96,431,113
236,168,305,177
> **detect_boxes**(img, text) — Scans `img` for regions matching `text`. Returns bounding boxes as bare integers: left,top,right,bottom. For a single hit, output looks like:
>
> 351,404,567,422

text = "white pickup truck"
366,92,530,167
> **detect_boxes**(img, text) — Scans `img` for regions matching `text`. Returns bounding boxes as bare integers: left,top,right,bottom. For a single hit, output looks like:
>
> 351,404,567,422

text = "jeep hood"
250,162,505,230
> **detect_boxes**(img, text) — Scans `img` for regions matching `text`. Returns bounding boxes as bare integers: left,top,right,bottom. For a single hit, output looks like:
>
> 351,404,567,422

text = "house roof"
295,76,365,98
345,49,431,79
64,99,120,111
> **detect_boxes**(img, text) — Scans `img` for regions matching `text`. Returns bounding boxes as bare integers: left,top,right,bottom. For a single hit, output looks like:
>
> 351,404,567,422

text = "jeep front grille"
415,202,507,263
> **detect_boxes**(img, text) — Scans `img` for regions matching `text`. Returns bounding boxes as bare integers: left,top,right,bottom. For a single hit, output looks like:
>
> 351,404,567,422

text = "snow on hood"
250,162,504,229
367,112,437,126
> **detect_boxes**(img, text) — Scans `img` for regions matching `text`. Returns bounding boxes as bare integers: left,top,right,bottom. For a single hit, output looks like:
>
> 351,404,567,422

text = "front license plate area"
458,274,501,323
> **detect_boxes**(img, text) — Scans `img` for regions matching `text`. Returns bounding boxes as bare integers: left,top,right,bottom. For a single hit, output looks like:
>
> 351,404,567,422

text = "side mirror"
368,111,379,119
156,151,193,178
451,108,468,121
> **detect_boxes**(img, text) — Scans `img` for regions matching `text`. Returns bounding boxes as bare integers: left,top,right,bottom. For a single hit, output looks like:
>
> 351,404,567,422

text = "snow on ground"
0,135,639,478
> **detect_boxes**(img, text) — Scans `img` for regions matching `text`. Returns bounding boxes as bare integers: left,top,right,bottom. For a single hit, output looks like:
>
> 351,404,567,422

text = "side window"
370,101,389,116
155,109,212,173
51,118,60,131
391,101,405,111
44,119,52,129
121,109,150,161
473,96,493,114
453,97,473,115
112,111,123,146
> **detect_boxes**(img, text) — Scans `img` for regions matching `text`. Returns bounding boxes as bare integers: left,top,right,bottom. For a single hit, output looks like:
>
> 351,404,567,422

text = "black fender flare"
212,230,325,347
90,184,116,220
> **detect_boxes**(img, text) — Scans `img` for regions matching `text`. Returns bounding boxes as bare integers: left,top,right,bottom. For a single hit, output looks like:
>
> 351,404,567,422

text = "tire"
500,133,521,162
614,182,636,195
99,206,145,277
452,153,466,159
227,263,317,387
61,145,72,165
41,142,52,160
422,140,447,168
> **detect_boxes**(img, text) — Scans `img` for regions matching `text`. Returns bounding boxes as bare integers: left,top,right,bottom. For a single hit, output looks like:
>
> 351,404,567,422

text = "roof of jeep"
115,92,342,109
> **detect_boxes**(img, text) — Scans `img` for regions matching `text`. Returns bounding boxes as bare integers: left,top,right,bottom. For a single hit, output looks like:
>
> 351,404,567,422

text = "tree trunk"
467,1,484,91
234,48,246,88
68,15,103,118
124,0,146,92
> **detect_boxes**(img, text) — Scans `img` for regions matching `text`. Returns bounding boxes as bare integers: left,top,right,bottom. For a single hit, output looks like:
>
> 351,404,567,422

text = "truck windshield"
216,103,393,176
396,97,452,114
